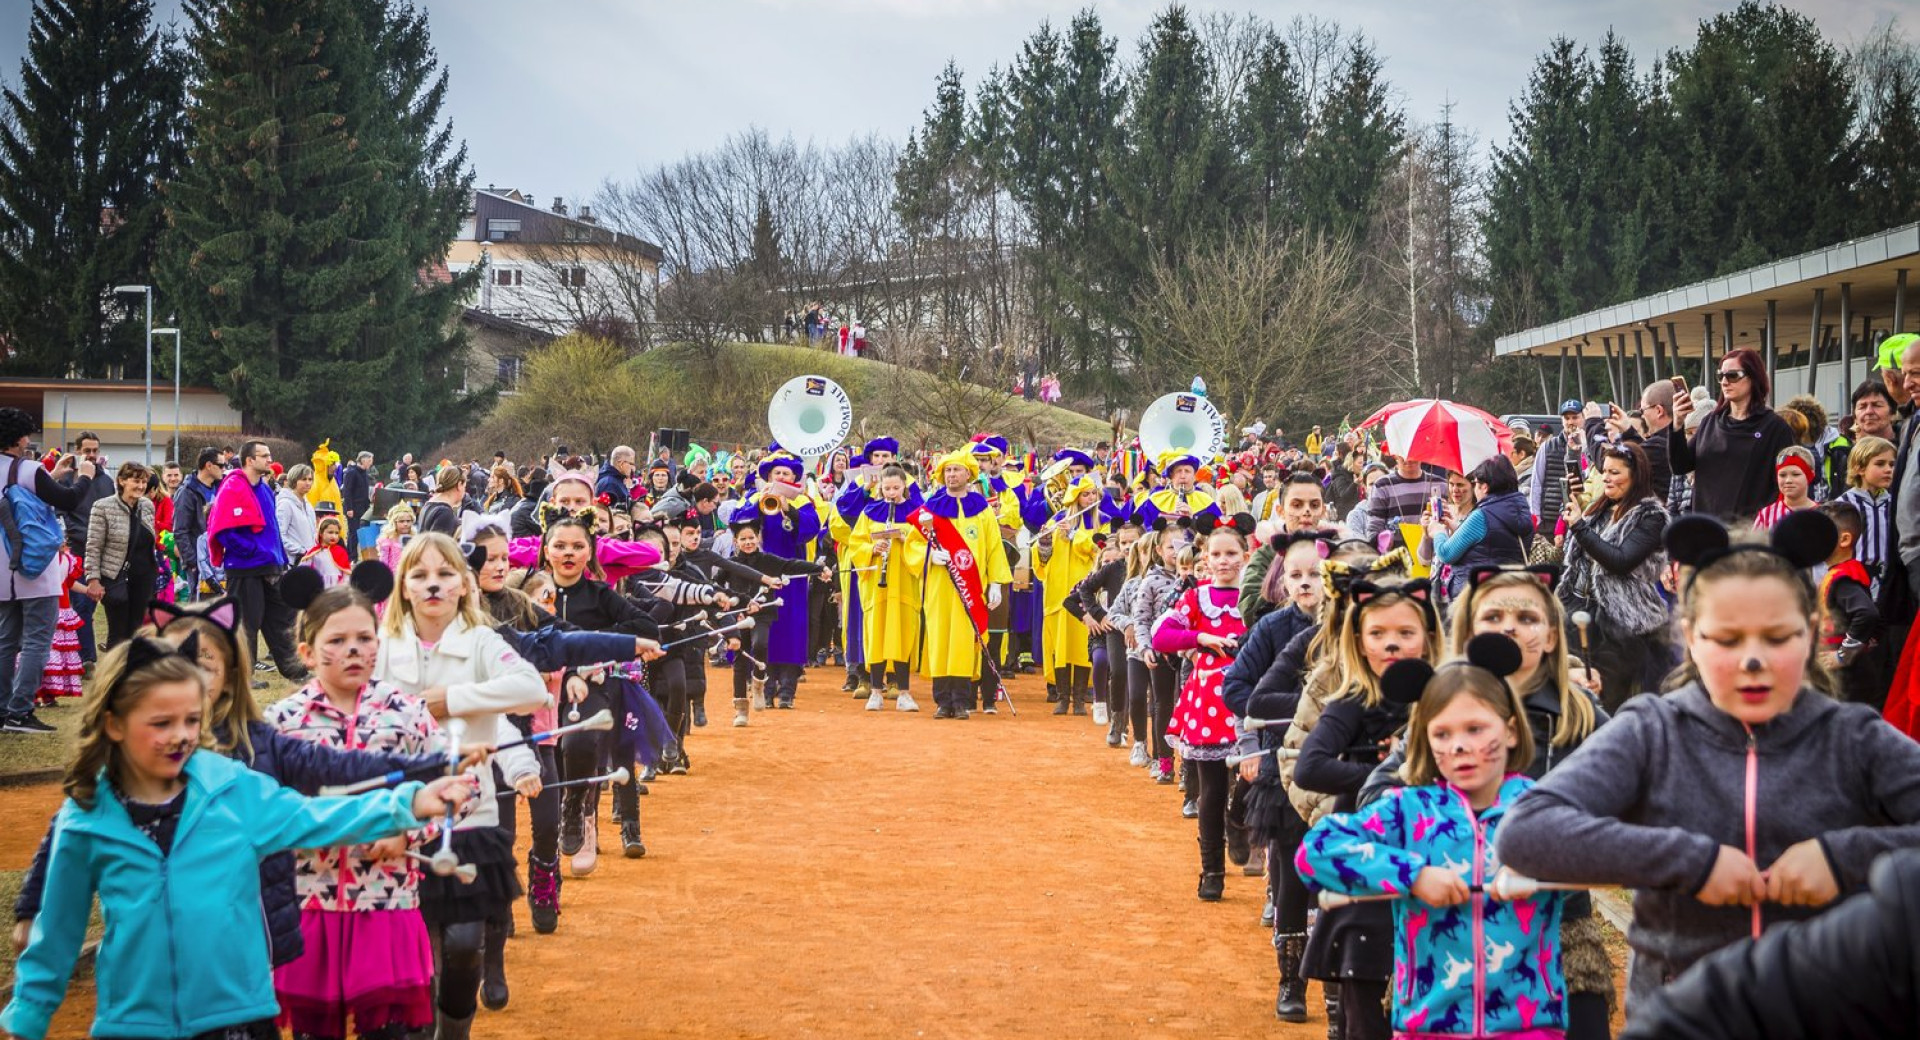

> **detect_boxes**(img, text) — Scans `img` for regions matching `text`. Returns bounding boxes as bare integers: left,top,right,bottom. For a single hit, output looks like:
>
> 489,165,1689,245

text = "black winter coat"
1620,848,1920,1040
15,721,436,966
1063,559,1126,623
1669,405,1796,522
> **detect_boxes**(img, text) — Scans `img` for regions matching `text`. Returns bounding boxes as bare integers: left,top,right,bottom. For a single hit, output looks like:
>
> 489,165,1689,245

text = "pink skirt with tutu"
274,908,435,1037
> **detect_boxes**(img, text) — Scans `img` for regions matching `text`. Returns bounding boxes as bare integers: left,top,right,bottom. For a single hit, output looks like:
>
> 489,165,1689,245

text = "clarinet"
877,503,894,590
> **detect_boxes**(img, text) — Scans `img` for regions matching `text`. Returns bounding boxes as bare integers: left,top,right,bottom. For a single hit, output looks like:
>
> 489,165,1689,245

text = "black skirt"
1300,900,1394,982
1243,775,1305,846
418,825,522,928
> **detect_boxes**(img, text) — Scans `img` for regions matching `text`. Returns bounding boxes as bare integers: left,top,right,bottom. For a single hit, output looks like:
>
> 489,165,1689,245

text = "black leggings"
99,582,154,649
1268,813,1309,936
1126,658,1152,749
1149,661,1178,759
1102,631,1128,731
1340,978,1390,1040
1192,758,1230,874
731,622,773,698
435,920,485,1019
559,680,643,818
868,661,910,690
652,654,690,747
499,745,560,864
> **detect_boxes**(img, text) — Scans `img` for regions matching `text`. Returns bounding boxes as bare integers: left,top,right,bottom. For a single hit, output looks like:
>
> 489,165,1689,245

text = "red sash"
910,506,988,635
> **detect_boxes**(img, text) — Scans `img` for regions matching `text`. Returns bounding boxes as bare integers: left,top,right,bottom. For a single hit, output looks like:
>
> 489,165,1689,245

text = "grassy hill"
437,341,1114,463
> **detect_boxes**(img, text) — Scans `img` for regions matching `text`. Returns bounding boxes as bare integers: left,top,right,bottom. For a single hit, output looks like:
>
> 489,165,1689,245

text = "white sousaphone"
767,374,854,460
1138,391,1227,463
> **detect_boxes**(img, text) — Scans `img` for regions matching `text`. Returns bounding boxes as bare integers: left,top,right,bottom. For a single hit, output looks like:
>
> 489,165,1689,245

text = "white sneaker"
1092,703,1110,726
865,691,885,711
896,691,920,712
1130,742,1149,768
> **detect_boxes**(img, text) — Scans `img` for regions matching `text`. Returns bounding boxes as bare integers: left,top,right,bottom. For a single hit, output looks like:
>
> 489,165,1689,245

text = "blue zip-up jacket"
1298,775,1567,1037
13,722,439,966
2,753,428,1040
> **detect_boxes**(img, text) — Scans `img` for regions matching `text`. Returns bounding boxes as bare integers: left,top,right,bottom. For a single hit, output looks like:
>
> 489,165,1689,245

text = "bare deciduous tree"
1135,228,1373,426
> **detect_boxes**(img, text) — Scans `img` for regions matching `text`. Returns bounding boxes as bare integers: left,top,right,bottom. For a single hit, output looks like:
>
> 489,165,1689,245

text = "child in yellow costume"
848,465,926,712
1038,476,1106,715
918,449,1011,718
307,439,343,513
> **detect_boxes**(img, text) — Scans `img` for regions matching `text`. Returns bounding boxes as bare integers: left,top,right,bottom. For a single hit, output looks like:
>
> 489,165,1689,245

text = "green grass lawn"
0,672,301,782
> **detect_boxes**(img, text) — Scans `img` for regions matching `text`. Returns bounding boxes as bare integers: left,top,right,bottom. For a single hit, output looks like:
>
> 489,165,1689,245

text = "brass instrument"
1039,457,1074,507
756,480,804,530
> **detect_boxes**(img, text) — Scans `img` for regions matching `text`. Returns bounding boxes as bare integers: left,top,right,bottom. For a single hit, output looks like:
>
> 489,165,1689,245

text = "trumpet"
756,480,804,518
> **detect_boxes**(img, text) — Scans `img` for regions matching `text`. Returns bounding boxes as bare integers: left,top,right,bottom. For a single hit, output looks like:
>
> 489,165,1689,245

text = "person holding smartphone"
1672,348,1796,523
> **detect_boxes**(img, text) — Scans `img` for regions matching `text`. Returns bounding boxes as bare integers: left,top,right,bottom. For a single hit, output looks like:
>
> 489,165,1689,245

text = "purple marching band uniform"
753,451,823,706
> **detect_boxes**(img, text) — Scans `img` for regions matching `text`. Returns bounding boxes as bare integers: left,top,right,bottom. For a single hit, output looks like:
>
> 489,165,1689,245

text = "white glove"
987,584,1003,609
929,548,951,567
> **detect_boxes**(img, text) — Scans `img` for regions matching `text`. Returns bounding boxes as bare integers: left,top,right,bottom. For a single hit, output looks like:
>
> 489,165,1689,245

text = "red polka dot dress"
1151,583,1244,761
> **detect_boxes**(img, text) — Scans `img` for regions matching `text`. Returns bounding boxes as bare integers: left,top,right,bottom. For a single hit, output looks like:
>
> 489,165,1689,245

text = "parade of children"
10,366,1920,1040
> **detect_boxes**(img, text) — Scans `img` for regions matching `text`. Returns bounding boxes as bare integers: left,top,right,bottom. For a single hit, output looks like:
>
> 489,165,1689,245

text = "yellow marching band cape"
819,443,1218,683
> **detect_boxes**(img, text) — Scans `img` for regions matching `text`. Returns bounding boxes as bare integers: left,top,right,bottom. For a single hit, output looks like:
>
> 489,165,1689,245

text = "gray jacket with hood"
1496,681,1920,1008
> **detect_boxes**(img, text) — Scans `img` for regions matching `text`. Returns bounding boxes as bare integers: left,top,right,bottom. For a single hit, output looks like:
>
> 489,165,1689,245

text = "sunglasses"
1717,370,1747,383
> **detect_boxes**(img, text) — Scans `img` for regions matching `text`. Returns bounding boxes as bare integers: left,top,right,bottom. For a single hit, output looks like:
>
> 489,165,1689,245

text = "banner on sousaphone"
768,375,853,459
1139,392,1227,464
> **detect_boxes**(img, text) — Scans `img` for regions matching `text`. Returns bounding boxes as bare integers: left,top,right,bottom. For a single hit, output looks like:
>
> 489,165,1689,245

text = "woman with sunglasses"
1671,347,1797,523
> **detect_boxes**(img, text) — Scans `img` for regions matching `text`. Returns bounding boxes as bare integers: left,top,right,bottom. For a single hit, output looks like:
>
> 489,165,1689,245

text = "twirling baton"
1317,868,1594,909
316,710,617,796
427,718,465,877
658,615,753,652
541,766,631,792
406,850,477,884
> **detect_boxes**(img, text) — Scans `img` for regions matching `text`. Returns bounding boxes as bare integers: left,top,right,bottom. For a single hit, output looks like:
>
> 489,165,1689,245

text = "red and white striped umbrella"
1356,399,1514,474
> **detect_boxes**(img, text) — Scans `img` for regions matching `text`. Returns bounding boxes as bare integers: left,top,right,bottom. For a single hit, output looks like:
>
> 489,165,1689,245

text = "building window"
492,268,522,286
457,217,475,239
496,356,523,387
563,267,588,288
486,218,521,241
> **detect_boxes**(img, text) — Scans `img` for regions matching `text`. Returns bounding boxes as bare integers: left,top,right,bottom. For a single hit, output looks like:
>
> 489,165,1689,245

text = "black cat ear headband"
279,561,399,612
1663,511,1836,591
1380,632,1525,707
111,630,203,698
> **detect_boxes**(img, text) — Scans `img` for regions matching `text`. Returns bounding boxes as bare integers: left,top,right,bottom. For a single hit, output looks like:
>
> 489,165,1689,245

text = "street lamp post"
113,285,154,464
152,328,181,461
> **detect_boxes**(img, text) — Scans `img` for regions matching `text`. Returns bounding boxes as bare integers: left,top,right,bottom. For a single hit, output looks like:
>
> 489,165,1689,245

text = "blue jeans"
0,596,59,718
70,589,98,663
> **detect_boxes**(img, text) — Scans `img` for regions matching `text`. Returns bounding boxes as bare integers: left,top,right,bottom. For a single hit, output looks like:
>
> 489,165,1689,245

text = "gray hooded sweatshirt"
1496,681,1920,1008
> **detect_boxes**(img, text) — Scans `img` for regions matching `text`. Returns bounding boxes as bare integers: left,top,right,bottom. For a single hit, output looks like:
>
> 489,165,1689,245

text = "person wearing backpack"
0,408,91,734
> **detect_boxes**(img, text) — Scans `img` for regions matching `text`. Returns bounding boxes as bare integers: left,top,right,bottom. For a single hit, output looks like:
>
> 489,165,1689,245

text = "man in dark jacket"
58,431,115,663
340,451,373,558
172,447,223,600
596,446,636,508
1527,400,1585,526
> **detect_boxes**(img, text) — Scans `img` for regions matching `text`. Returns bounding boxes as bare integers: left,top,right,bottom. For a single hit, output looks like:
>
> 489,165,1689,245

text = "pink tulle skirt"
274,908,435,1037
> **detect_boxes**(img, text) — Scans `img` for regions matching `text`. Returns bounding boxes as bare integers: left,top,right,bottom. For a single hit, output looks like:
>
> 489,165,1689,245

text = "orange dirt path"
0,664,1324,1038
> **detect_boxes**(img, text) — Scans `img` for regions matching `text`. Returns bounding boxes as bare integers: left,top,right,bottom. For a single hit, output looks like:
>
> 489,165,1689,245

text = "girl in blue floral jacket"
1297,635,1569,1039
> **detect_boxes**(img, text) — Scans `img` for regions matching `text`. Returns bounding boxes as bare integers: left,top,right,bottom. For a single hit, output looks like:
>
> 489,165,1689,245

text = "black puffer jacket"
1620,848,1920,1039
16,722,436,966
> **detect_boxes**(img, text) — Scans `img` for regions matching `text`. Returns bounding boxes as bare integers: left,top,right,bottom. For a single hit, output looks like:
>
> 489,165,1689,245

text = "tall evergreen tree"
0,0,184,377
162,0,479,453
1663,1,1856,278
1297,39,1404,240
1483,38,1598,328
1233,30,1307,230
1854,40,1920,232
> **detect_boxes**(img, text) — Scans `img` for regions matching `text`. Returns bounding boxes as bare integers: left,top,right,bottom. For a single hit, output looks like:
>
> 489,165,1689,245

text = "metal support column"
1652,322,1670,381
1723,309,1736,355
1575,342,1588,402
1765,299,1778,389
1807,288,1825,399
1536,355,1553,412
1839,282,1853,395
1557,346,1569,405
1600,336,1620,403
1897,269,1909,334
1703,313,1716,386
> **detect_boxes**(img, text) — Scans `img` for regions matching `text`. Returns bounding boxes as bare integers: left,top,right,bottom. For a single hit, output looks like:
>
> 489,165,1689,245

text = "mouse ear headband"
1277,527,1338,560
1380,632,1525,707
1664,511,1835,591
279,561,397,612
1191,512,1256,537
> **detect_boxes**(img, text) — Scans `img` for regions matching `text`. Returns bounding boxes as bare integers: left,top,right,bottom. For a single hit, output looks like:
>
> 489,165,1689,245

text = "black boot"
621,817,646,858
691,696,707,728
1275,932,1308,1022
481,918,509,1010
1227,819,1251,868
559,787,585,857
526,854,561,934
1052,675,1070,715
1325,990,1344,1040
1197,871,1225,901
1070,680,1089,716
1046,683,1059,703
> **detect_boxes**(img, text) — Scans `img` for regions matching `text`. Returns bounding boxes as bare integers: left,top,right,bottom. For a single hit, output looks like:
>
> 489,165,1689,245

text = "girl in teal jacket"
2,635,470,1040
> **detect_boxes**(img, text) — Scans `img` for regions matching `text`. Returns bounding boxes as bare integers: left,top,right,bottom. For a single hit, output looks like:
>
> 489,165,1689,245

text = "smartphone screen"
1671,374,1687,393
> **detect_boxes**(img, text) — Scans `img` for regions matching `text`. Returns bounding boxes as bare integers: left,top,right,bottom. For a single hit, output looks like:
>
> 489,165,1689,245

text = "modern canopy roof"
1495,221,1918,364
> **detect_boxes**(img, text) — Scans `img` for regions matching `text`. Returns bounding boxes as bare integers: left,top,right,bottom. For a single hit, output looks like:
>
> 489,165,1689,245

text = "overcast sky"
3,1,1905,208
